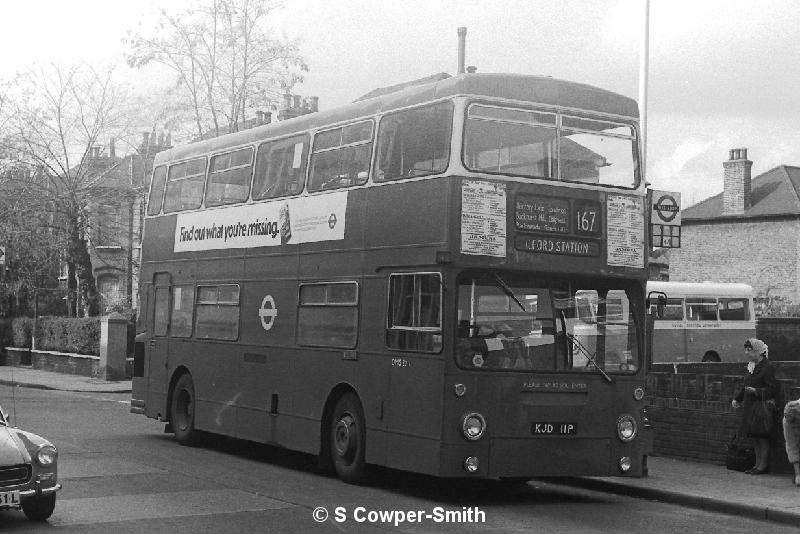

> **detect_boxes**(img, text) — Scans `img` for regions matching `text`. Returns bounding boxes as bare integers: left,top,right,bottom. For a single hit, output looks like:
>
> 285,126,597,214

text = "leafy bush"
11,318,34,348
35,317,100,355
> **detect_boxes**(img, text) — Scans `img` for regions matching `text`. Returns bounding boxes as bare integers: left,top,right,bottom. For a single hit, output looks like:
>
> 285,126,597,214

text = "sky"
2,0,799,207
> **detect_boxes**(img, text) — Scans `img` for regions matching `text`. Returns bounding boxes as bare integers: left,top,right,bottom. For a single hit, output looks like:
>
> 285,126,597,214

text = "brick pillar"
723,148,752,214
99,312,128,380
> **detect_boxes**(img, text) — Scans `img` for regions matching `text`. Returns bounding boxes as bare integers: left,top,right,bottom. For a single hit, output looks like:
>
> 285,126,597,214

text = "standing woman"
731,338,778,474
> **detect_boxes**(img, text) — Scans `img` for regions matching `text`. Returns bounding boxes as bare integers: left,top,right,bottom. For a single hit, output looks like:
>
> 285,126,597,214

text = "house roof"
682,165,800,221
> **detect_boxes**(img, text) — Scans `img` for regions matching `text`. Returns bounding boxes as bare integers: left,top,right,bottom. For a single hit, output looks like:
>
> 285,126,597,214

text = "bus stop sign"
651,192,681,225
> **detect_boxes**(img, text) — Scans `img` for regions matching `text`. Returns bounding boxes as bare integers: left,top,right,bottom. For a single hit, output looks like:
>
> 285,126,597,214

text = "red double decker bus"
131,72,653,483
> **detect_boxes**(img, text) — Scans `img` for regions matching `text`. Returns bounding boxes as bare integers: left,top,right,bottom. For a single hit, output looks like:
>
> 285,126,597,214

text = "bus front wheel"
171,374,199,446
330,393,366,484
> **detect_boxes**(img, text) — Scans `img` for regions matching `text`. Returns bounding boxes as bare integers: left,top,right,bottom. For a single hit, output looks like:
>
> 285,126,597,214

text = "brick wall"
669,218,800,303
647,362,800,472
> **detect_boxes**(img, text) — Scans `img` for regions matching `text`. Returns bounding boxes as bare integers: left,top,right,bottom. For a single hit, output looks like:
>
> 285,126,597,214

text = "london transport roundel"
259,295,278,331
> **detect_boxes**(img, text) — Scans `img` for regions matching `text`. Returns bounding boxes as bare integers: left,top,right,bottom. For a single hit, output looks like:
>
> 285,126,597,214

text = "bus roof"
154,73,639,166
647,281,754,298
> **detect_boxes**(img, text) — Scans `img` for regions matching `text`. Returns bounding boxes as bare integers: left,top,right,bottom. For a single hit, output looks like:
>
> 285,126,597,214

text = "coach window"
195,285,240,340
386,273,442,353
205,147,253,206
147,166,167,215
308,121,373,191
297,282,358,348
375,102,453,182
170,285,195,338
686,298,718,321
253,134,309,199
719,298,750,321
651,298,684,320
163,157,207,213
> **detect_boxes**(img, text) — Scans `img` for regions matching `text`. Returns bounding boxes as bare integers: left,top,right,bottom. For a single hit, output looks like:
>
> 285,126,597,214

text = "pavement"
0,365,132,393
1,367,799,526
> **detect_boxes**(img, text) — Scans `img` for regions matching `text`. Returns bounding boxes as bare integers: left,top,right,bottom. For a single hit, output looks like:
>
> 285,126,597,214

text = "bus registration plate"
531,422,576,436
0,491,20,507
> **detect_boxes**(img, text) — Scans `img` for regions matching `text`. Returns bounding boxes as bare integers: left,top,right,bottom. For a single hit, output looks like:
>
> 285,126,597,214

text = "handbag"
747,399,776,437
725,434,755,471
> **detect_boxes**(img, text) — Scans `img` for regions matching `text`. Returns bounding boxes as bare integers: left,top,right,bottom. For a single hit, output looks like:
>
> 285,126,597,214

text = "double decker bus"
131,72,652,483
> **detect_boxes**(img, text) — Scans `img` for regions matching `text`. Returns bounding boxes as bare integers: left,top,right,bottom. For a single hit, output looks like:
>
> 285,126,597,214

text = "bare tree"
0,63,129,317
125,0,308,139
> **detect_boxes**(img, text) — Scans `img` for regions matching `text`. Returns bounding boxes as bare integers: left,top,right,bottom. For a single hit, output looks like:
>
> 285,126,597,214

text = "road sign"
651,191,681,225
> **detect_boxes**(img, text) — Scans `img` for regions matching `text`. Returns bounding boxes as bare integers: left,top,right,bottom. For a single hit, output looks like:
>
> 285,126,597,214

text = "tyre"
329,393,366,484
21,493,56,522
170,373,199,446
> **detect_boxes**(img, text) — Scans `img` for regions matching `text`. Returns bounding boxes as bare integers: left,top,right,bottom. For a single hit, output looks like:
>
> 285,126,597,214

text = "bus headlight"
462,412,486,441
36,444,57,466
616,415,637,442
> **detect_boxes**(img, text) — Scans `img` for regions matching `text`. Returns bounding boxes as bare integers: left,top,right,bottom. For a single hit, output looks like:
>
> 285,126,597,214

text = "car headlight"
616,414,637,443
462,412,486,441
36,444,57,466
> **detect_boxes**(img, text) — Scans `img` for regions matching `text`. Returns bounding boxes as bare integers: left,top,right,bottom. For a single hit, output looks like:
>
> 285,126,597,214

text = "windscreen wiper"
565,331,614,383
491,271,526,313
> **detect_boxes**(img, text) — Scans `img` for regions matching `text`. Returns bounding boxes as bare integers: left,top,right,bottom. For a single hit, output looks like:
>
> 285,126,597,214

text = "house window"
297,282,358,348
195,285,240,340
308,121,373,192
205,147,253,206
253,134,309,199
96,204,125,247
386,273,442,353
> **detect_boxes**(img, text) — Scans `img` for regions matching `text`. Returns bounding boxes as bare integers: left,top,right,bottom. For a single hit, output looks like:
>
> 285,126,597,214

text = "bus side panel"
182,341,242,437
236,278,299,444
384,355,445,474
651,324,689,362
685,323,756,362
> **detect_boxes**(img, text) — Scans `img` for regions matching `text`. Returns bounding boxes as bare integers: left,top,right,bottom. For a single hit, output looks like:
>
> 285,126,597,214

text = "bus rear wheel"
330,393,366,484
171,374,199,446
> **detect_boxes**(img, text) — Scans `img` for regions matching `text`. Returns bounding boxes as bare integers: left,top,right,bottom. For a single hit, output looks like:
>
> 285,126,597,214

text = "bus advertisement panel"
131,73,652,483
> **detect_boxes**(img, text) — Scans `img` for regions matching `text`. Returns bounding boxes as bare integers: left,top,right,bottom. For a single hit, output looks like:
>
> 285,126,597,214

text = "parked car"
0,405,60,521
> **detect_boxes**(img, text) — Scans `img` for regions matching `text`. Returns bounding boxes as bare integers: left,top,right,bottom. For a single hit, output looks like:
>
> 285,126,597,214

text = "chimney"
723,148,752,214
264,111,272,124
158,132,165,147
309,96,319,113
283,92,292,110
142,132,150,152
292,95,302,109
109,138,115,158
466,66,477,74
165,133,172,148
457,27,467,74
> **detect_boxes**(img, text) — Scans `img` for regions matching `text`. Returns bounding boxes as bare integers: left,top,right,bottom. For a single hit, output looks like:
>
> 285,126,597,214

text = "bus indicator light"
633,387,645,401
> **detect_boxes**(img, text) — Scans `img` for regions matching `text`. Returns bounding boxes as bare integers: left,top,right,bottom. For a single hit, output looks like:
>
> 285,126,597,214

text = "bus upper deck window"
559,117,636,188
205,147,253,206
308,121,373,192
147,166,168,216
375,102,453,182
164,157,207,213
253,134,309,200
464,105,557,180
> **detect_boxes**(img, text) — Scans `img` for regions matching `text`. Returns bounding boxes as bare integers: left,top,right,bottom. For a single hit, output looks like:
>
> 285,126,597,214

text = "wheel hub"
334,414,356,458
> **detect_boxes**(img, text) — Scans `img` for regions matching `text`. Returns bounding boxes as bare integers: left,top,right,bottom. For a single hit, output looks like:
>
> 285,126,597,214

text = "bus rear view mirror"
646,291,667,318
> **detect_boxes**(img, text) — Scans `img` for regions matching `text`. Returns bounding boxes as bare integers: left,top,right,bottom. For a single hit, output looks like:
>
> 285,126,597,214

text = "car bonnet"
0,427,27,465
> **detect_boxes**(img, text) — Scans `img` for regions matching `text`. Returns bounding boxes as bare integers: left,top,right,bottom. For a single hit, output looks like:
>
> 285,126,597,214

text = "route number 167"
576,209,597,233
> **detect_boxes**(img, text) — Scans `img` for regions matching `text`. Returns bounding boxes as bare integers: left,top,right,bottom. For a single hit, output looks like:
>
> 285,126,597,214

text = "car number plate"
531,422,577,435
0,490,20,507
